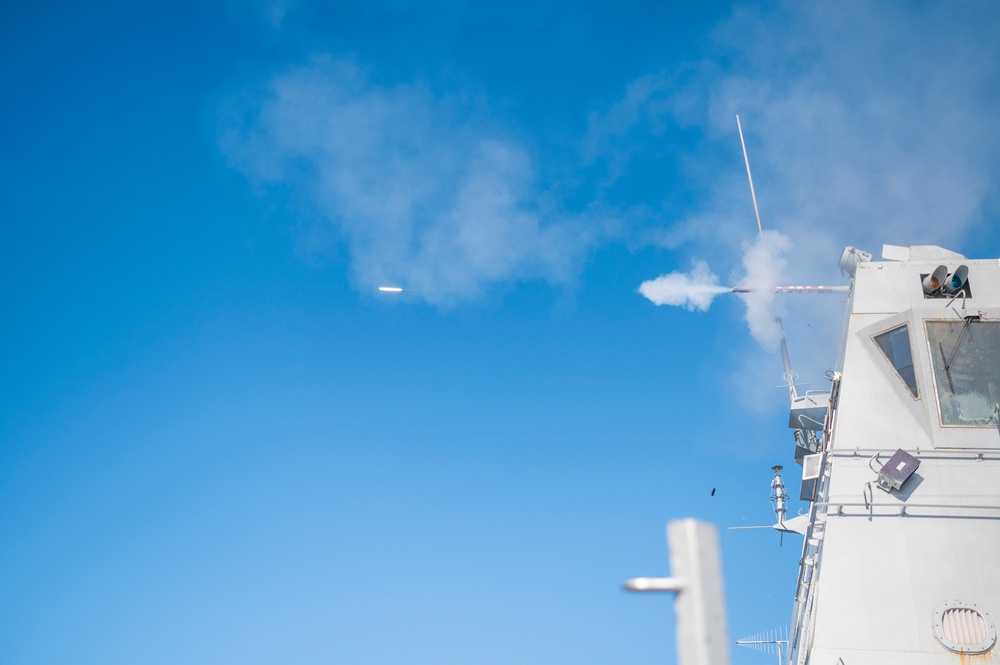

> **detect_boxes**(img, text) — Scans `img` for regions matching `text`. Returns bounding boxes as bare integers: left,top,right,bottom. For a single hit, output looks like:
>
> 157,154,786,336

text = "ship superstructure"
786,244,1000,664
628,244,1000,665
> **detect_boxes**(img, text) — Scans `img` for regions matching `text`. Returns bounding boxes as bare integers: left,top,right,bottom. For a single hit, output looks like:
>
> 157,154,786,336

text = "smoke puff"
738,231,793,350
638,260,728,312
639,232,793,349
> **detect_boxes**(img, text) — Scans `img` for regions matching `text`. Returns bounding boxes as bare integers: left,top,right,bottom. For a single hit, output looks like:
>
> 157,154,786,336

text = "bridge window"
873,324,919,398
927,319,1000,427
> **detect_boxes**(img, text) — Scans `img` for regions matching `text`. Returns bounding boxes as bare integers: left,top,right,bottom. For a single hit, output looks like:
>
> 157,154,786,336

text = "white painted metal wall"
790,251,1000,664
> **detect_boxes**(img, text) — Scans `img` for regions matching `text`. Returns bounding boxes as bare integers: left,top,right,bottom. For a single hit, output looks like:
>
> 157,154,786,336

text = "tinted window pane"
874,325,919,398
927,320,1000,426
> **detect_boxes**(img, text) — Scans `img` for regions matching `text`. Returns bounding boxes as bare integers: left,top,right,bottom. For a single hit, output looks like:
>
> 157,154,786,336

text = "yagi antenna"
737,627,789,665
735,115,798,401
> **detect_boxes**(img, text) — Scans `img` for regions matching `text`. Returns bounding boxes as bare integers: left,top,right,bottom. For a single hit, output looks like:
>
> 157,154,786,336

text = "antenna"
736,115,798,401
736,627,789,665
770,465,788,546
726,465,798,547
737,115,765,238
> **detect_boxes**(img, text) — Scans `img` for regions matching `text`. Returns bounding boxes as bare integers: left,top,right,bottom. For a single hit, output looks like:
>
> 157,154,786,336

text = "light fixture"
942,265,969,294
922,265,948,295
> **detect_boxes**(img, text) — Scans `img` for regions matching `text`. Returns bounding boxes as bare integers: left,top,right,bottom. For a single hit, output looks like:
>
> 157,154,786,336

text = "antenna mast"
770,465,787,526
737,115,765,238
736,115,797,400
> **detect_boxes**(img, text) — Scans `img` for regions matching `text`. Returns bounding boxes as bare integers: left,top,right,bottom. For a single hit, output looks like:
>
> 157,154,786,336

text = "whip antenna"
737,115,765,239
735,115,797,400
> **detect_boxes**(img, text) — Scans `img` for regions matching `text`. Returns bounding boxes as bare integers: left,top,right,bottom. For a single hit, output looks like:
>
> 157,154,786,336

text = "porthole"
933,601,996,654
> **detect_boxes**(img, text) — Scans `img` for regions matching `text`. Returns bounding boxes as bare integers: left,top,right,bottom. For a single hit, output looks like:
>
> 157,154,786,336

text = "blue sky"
3,2,1000,663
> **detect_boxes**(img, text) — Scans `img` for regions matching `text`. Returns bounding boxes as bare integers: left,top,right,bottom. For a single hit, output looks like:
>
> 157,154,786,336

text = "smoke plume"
638,260,728,312
639,231,793,348
737,232,792,350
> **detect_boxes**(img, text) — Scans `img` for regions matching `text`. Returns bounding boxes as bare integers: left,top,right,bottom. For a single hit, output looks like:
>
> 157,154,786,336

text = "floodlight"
922,265,947,295
942,265,968,294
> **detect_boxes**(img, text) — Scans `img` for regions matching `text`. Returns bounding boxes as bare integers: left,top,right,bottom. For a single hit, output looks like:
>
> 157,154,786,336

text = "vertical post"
627,520,731,665
668,519,731,665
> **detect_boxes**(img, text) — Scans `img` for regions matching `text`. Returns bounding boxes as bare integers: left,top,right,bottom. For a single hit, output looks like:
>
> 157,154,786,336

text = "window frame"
872,323,920,399
924,318,1000,428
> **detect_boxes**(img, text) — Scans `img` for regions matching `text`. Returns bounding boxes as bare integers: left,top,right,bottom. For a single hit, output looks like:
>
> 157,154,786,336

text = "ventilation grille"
933,601,996,654
942,608,987,644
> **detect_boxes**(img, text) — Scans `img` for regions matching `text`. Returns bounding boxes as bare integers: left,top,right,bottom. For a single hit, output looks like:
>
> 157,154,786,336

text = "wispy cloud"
219,1,1000,378
613,2,1000,394
594,2,1000,277
220,58,617,305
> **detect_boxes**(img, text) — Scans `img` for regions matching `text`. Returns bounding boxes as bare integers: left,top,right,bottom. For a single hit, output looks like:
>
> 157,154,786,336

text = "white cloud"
220,57,614,306
219,2,1000,373
603,2,1000,406
592,2,1000,276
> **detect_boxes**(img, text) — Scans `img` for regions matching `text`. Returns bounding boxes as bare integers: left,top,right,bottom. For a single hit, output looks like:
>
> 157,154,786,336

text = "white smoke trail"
737,231,792,350
639,231,793,349
638,260,728,312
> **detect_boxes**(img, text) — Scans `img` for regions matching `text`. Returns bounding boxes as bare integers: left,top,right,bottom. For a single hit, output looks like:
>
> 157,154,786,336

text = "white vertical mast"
736,115,798,401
